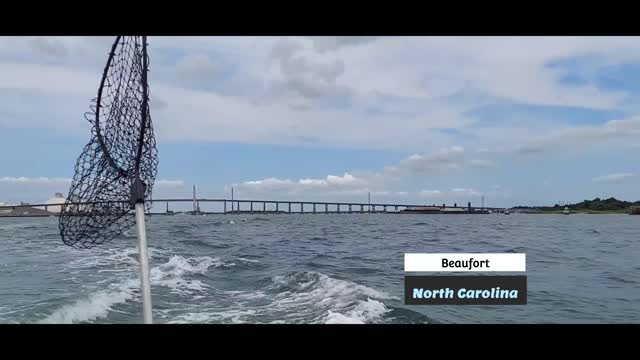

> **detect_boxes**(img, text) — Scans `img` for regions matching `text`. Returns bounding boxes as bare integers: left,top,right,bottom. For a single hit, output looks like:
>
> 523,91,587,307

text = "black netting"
59,36,158,249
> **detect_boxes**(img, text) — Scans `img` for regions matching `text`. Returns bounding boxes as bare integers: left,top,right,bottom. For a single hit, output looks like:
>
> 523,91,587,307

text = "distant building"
400,206,442,214
441,207,466,214
46,192,67,213
0,201,9,215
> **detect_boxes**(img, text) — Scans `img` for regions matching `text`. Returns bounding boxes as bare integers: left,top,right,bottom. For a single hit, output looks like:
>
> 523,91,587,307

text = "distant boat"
563,207,570,215
504,209,510,215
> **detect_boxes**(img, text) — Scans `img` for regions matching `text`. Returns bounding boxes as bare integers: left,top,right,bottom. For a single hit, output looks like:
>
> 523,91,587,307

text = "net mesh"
59,36,158,249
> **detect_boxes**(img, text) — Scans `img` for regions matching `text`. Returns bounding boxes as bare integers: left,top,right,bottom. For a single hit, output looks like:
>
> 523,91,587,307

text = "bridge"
0,198,510,216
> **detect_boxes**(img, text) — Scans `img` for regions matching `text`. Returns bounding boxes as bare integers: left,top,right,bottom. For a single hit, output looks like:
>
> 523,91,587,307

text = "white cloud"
592,173,634,183
0,176,72,204
155,179,185,187
0,176,185,204
371,191,408,197
29,37,68,57
513,116,640,155
235,173,368,195
387,146,465,175
417,188,494,206
176,54,219,81
420,190,442,197
0,176,184,187
6,36,640,154
470,159,495,167
0,176,71,184
333,36,637,110
267,39,353,105
452,188,481,196
6,36,640,208
310,36,379,53
229,144,499,201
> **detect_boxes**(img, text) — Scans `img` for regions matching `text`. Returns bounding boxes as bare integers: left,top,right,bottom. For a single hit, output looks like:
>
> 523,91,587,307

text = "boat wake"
169,271,399,324
38,248,239,324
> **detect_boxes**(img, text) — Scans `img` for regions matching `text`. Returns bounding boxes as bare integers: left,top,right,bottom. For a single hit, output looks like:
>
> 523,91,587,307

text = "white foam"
67,247,148,270
226,290,267,300
168,312,215,323
42,253,226,323
168,309,256,324
39,279,138,324
150,255,221,295
154,255,222,277
222,271,396,324
324,298,389,324
324,311,364,324
38,269,394,324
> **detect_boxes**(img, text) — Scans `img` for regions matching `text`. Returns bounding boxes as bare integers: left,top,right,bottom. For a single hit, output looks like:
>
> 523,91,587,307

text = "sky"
1,36,640,209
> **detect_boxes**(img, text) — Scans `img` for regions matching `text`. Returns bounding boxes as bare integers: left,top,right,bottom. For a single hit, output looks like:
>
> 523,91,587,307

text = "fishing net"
59,36,158,249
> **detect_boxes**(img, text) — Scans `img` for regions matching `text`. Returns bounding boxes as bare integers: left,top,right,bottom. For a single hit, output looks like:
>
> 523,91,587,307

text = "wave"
169,309,258,324
38,278,138,324
180,271,400,324
605,275,636,284
0,222,48,231
150,255,224,295
39,250,241,323
169,229,192,237
325,299,389,324
179,239,230,249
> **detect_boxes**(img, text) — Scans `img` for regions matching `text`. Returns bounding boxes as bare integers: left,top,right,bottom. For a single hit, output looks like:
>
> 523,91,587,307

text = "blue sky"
1,36,640,208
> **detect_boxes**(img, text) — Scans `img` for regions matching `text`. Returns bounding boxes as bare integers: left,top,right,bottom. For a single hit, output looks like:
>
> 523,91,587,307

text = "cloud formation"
3,37,640,206
0,176,71,184
514,117,640,155
268,39,353,107
310,36,379,53
29,37,68,57
386,146,466,175
176,54,219,81
592,173,634,183
229,144,495,202
234,173,369,196
6,36,640,154
155,179,186,187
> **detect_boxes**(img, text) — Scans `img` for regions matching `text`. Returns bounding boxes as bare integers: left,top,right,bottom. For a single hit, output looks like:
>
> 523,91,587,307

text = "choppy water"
0,213,638,324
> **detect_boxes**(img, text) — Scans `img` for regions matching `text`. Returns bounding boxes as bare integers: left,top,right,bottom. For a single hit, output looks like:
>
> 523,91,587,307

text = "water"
0,214,638,324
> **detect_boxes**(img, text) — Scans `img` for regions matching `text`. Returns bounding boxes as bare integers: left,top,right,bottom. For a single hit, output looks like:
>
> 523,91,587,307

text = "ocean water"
0,213,638,324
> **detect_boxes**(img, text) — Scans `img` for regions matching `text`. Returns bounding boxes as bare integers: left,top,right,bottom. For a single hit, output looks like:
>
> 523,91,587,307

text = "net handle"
94,36,151,206
133,36,149,184
94,36,129,180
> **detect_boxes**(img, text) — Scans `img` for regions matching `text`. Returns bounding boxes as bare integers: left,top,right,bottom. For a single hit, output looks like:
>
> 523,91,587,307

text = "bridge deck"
0,198,508,216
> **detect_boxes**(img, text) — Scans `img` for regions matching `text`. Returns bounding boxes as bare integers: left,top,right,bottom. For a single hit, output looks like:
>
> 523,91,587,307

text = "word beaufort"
442,258,490,270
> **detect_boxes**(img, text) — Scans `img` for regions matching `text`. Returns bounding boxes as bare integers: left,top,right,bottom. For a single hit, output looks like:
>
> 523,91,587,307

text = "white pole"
134,202,153,324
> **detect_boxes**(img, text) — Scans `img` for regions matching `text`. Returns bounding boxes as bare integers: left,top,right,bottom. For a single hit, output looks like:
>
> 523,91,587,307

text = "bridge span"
0,198,509,216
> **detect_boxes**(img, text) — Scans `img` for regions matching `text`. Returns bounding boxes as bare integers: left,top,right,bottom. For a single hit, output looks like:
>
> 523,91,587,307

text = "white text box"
404,253,526,272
